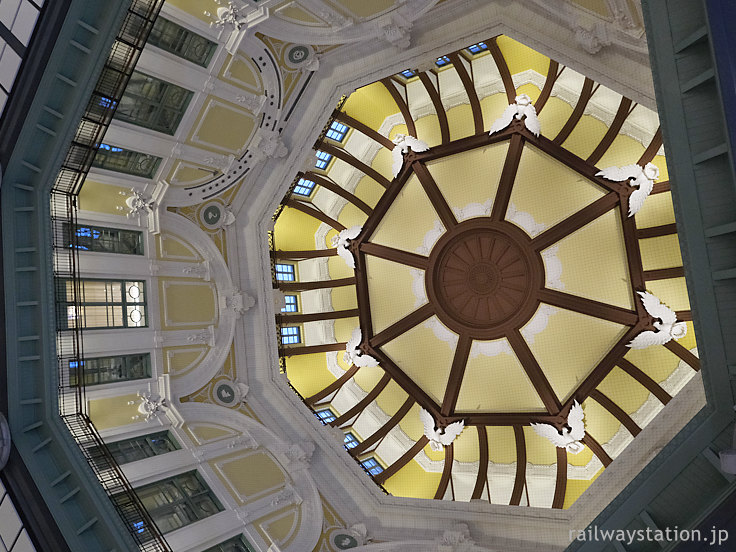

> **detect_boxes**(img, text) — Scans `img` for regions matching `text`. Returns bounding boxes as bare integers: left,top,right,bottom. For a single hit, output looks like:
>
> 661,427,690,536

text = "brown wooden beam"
553,78,596,145
278,277,356,291
445,411,568,426
535,61,561,114
638,127,663,166
652,180,670,194
507,329,562,413
331,372,391,427
552,447,568,509
582,433,612,467
380,78,418,138
274,248,337,260
434,443,455,499
490,133,525,221
318,141,392,189
418,72,450,144
664,340,701,371
676,310,692,321
471,426,489,500
354,251,375,339
333,110,394,149
620,207,647,294
277,308,359,324
374,435,429,484
441,334,473,416
280,342,347,357
306,365,359,407
304,171,373,216
636,223,678,239
370,303,435,348
538,288,639,326
413,162,457,229
360,242,429,270
360,170,413,242
590,389,641,437
586,97,633,166
448,53,483,134
349,397,414,456
617,357,672,405
510,425,527,505
488,37,516,103
412,125,515,164
286,199,346,231
643,267,685,281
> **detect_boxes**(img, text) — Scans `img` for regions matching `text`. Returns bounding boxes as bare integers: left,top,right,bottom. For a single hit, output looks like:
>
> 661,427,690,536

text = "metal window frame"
63,222,145,255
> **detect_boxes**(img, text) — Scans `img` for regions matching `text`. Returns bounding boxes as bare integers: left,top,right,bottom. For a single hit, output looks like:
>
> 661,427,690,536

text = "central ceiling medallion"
426,218,543,339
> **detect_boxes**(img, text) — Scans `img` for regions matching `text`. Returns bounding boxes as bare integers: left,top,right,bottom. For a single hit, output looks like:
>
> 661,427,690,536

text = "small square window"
344,432,359,450
281,326,301,345
360,457,384,476
400,69,416,79
315,409,337,425
275,264,295,281
435,55,451,67
467,42,488,54
326,121,349,142
282,295,298,313
294,178,315,197
315,150,332,170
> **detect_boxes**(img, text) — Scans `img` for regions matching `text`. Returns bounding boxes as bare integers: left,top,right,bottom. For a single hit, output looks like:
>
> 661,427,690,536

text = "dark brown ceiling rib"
418,72,450,144
380,77,418,138
413,162,458,229
278,276,356,291
590,389,642,437
331,372,391,427
586,97,634,166
274,248,338,260
306,365,359,407
638,127,663,166
553,78,596,145
664,340,701,371
676,310,692,321
370,303,435,348
374,435,429,485
617,357,673,405
333,110,394,150
318,142,392,189
414,125,515,163
636,223,678,239
510,425,527,506
285,199,346,231
354,251,375,336
448,52,483,134
539,288,638,326
448,411,568,426
349,396,414,456
434,443,455,499
304,171,373,216
643,267,685,281
471,426,489,500
360,170,413,241
534,61,561,114
507,329,562,414
441,334,473,416
490,133,525,221
582,434,612,467
651,180,670,194
552,447,568,509
360,242,429,270
619,207,647,295
279,342,347,357
488,37,516,103
276,308,359,324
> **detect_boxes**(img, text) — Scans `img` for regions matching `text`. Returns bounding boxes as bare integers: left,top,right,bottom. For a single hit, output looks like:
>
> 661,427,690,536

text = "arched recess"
175,402,323,552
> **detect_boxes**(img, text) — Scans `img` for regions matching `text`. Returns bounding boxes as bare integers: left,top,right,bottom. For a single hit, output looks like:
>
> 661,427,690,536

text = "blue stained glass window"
400,69,417,78
133,521,145,534
275,264,295,281
315,409,337,424
281,326,301,345
99,97,117,109
326,121,349,142
294,178,315,197
467,42,488,54
315,150,332,170
360,457,384,476
344,432,359,450
435,55,451,67
282,295,298,312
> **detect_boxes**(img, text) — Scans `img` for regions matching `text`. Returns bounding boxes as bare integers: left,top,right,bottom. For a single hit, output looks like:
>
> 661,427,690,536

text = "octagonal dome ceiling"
271,35,701,509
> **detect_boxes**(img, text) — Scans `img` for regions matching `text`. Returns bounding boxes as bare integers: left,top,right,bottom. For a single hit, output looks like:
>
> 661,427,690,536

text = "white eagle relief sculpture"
420,408,465,452
627,291,687,349
531,401,586,454
344,328,379,367
489,93,541,137
331,225,362,269
596,162,660,216
391,134,429,177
